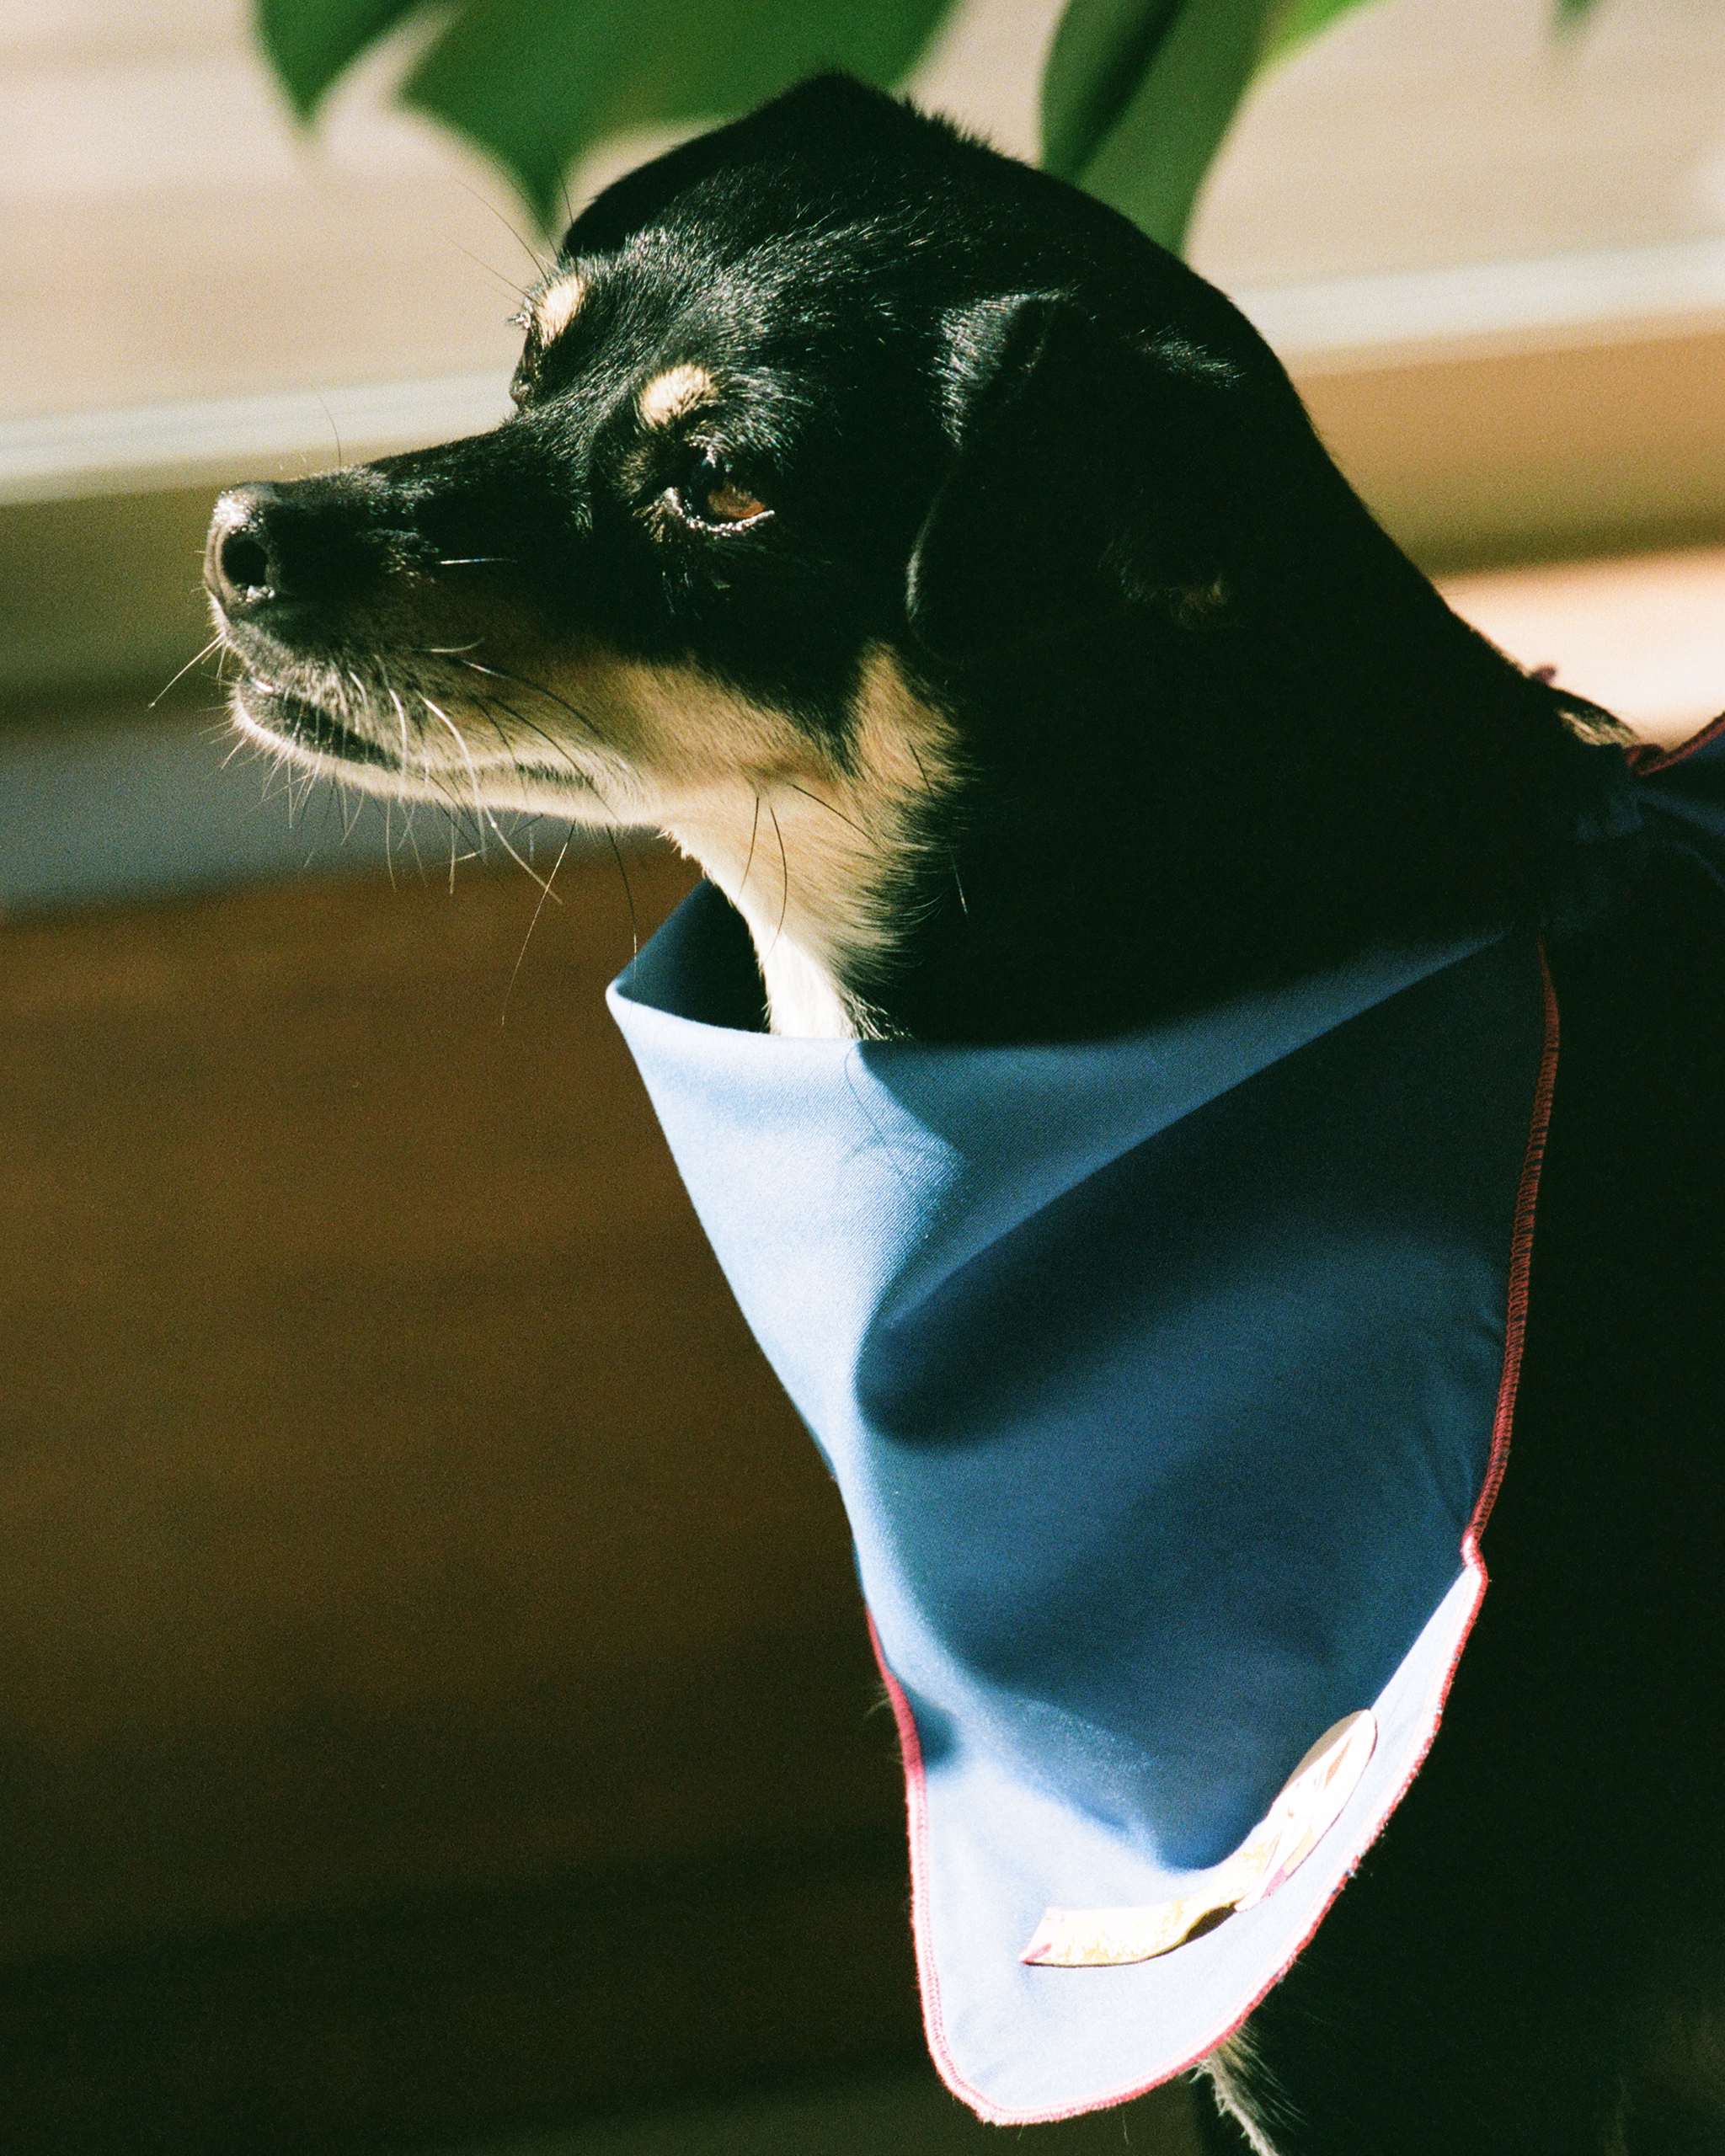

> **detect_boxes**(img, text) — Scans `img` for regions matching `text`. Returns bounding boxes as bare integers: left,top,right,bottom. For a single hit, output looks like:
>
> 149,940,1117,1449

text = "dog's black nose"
206,483,299,619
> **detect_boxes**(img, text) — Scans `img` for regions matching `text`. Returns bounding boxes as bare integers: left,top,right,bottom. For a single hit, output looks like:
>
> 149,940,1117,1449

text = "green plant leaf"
257,0,424,120
1046,0,1280,253
401,0,959,232
1042,0,1391,256
1258,0,1381,67
1040,0,1188,182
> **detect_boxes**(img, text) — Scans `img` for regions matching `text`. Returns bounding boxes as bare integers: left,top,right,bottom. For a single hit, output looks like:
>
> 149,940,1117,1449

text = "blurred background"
1,1,1723,2150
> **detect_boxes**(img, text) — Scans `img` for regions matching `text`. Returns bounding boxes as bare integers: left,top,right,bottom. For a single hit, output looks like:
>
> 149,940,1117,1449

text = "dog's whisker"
445,170,553,281
605,826,639,958
386,683,412,766
150,634,225,707
416,772,478,894
766,798,789,953
741,791,762,894
446,235,538,307
422,694,562,903
469,689,608,809
782,779,871,839
402,803,427,882
483,700,591,782
452,656,608,753
473,702,516,760
421,702,490,857
502,824,577,1024
315,392,344,467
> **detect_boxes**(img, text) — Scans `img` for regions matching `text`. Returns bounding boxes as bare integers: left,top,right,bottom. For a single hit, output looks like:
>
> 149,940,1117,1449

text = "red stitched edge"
863,948,1564,2127
1468,943,1560,1553
1626,708,1725,774
864,1614,957,2092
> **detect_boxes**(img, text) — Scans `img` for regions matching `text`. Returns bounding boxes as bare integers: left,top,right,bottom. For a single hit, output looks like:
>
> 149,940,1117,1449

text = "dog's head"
207,77,1609,1039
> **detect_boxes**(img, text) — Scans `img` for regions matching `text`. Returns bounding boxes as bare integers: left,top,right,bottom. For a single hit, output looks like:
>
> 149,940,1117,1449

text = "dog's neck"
728,899,862,1039
660,604,1607,1049
657,648,959,1039
660,798,885,1038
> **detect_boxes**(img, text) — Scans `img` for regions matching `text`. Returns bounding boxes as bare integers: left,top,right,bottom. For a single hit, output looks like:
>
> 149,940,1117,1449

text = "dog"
205,77,1725,2153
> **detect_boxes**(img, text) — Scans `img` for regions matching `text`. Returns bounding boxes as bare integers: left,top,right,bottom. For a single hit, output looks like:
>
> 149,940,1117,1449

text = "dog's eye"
678,451,769,528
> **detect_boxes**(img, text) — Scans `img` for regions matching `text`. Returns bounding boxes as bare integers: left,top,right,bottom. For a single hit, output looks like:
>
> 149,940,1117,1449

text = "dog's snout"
206,484,297,618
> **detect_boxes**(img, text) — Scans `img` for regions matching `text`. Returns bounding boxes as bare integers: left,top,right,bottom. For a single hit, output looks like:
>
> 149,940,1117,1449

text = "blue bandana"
608,718,1725,2124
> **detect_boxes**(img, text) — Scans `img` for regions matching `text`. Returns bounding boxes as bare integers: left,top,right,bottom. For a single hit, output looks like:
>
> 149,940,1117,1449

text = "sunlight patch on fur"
533,272,587,343
640,364,717,427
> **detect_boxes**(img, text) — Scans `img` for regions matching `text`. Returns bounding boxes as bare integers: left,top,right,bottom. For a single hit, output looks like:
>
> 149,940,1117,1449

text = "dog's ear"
905,295,1246,664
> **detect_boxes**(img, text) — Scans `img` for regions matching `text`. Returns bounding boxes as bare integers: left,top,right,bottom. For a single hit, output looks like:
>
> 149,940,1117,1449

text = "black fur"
1197,842,1725,2155
206,77,1725,2151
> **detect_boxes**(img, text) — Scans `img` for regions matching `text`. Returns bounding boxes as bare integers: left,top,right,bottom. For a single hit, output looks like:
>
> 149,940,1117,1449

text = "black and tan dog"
206,78,1725,2153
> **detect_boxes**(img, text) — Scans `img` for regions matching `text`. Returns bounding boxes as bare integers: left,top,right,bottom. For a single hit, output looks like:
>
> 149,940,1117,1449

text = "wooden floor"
0,839,1200,2150
0,847,890,2145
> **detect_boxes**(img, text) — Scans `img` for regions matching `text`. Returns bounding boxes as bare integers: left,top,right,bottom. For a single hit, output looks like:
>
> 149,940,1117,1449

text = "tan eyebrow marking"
533,274,586,343
640,364,717,428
